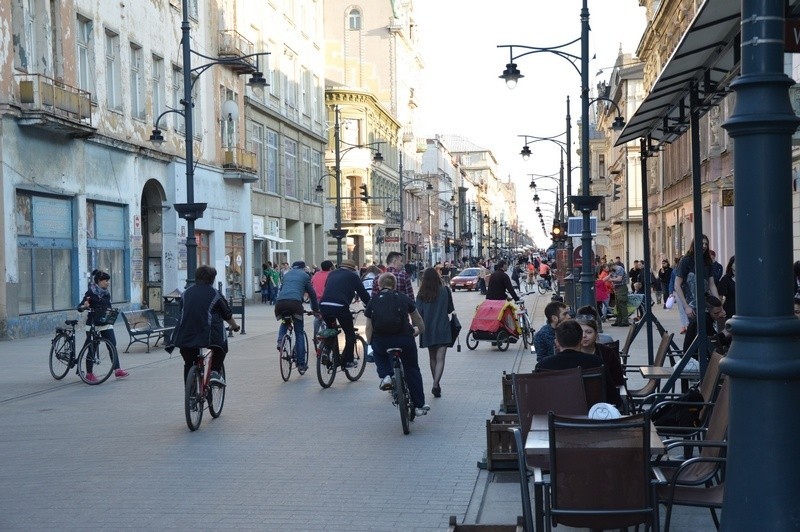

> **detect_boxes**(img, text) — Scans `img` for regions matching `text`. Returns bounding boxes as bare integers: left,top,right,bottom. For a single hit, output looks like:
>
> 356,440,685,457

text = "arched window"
348,8,361,30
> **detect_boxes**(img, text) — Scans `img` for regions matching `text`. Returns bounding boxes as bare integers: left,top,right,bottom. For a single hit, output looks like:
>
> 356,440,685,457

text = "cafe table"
639,365,700,393
524,414,665,531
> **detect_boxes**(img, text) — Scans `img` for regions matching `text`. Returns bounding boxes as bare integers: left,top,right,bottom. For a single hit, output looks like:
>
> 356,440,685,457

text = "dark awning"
615,0,740,146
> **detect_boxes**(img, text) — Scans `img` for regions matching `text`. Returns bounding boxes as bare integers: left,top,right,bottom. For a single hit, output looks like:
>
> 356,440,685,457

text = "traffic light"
551,223,563,242
359,184,369,204
612,183,621,201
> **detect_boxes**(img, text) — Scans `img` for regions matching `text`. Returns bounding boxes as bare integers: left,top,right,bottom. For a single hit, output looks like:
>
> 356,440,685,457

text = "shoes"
210,371,226,386
421,404,431,411
432,386,441,398
114,368,129,379
415,405,430,416
297,364,308,374
84,372,98,383
343,361,359,369
379,375,393,391
366,351,374,363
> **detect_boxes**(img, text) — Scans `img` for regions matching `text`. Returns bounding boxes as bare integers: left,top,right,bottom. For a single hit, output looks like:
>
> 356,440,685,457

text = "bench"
121,309,176,353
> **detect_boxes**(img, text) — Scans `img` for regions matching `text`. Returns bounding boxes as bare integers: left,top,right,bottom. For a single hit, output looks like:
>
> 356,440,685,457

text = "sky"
413,0,647,248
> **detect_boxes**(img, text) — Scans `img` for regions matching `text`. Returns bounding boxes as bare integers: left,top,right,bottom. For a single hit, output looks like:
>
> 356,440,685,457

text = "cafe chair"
618,324,637,365
625,332,674,412
543,412,662,532
509,368,588,532
580,365,607,408
653,377,729,531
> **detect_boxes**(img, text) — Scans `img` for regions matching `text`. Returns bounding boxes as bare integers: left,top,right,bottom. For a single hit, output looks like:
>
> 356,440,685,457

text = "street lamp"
149,0,269,287
329,105,384,266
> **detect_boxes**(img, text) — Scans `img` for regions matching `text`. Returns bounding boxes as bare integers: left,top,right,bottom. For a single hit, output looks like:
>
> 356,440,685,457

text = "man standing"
710,250,723,284
485,260,520,301
374,251,414,300
629,260,642,292
608,260,631,327
533,300,570,361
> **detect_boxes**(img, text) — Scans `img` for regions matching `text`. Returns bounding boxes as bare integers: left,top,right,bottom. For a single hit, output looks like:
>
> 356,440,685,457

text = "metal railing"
16,73,92,125
223,146,257,173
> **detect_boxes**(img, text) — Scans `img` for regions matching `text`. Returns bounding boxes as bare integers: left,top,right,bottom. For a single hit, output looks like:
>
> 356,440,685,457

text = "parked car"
449,268,481,291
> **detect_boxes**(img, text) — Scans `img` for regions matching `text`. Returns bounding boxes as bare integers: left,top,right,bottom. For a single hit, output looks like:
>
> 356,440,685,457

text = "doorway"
141,181,167,310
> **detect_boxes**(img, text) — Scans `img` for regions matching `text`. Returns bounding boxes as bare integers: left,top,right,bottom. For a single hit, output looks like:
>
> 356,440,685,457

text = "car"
449,267,481,291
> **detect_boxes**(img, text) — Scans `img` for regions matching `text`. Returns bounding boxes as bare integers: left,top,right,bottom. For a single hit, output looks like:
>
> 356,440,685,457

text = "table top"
524,415,665,458
639,365,700,379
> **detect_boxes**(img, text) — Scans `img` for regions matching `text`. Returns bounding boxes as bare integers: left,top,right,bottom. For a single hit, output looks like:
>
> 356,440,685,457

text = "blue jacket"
668,267,678,295
277,267,319,312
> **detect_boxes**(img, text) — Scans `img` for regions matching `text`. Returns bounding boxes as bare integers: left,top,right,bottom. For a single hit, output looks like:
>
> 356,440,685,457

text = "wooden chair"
625,332,674,411
543,412,661,531
618,324,637,364
509,368,588,532
654,378,729,531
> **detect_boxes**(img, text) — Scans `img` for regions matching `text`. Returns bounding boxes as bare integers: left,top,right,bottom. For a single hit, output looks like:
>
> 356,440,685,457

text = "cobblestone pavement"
0,286,714,530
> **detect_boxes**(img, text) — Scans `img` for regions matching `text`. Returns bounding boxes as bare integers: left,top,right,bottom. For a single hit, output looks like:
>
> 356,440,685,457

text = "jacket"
277,267,319,312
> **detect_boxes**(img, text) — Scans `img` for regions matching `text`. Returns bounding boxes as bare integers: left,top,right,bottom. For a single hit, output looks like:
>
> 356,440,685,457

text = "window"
300,67,310,117
104,29,121,110
284,138,298,198
312,75,320,124
311,150,322,203
348,8,362,30
220,87,236,148
284,57,297,109
86,202,128,302
151,55,165,123
301,145,311,201
77,15,95,96
130,43,145,119
16,192,74,314
268,43,279,98
195,230,210,267
172,64,185,133
252,123,265,190
267,130,279,193
187,0,198,19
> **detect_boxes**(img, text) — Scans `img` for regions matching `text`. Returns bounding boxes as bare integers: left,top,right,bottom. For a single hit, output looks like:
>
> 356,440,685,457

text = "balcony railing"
338,199,386,224
222,146,258,183
15,74,95,138
218,30,256,74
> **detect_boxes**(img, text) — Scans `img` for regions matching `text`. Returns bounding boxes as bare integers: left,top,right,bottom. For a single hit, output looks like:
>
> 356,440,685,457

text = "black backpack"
370,290,406,335
651,388,703,427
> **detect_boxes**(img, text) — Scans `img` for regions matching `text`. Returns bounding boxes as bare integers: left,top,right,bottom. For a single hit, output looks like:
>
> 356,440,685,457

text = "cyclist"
78,269,128,382
319,259,371,369
275,260,319,372
168,265,240,386
365,272,429,416
486,260,520,301
538,259,552,289
311,260,334,338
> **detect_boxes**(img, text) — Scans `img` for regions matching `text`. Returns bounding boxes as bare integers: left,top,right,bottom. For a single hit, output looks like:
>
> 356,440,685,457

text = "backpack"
651,388,703,427
370,290,406,335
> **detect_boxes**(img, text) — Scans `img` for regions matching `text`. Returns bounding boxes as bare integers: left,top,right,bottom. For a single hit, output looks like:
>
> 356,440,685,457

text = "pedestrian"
657,259,673,308
361,264,381,293
674,235,720,324
416,267,455,399
259,272,269,304
374,252,414,299
669,257,689,334
628,260,642,292
710,251,723,284
78,269,128,381
595,267,611,319
717,255,736,318
608,260,631,327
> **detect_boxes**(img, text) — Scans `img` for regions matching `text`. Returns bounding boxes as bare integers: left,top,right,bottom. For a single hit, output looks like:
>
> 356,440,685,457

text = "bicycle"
537,276,554,294
49,308,119,385
184,344,226,431
387,346,415,435
278,310,314,381
514,299,535,349
315,309,367,389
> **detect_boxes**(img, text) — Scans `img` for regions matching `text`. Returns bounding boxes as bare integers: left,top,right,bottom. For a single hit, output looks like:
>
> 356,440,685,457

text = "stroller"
465,300,522,351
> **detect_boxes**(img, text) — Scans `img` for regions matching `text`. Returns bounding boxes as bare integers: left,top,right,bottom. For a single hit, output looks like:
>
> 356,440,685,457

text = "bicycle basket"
95,308,120,326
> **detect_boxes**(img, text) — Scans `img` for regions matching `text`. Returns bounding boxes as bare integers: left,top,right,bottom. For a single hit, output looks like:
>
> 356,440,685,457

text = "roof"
615,0,740,146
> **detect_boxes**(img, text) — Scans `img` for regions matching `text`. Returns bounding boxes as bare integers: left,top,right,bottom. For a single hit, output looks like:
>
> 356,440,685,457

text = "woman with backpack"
415,267,455,398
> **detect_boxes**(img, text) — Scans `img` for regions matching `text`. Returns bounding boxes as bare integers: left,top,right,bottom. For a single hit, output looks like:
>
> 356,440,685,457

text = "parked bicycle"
386,346,416,435
49,308,119,385
514,299,535,349
315,309,367,388
184,344,226,431
278,310,315,381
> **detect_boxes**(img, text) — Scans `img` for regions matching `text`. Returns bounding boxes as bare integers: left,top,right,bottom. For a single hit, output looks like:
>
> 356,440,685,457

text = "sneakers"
84,372,98,383
379,375,393,391
210,371,226,386
343,361,359,369
297,364,308,374
114,368,129,379
415,405,430,416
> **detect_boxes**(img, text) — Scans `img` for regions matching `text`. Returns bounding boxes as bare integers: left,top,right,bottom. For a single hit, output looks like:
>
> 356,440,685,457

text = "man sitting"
684,294,732,354
535,319,603,372
533,301,569,361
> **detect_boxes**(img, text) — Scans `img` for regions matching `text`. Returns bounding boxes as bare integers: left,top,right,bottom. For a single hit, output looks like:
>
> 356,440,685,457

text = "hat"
340,259,357,270
292,260,306,269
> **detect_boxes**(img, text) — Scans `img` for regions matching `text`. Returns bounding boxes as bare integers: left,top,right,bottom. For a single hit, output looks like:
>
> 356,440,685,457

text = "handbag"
665,294,675,310
449,313,462,349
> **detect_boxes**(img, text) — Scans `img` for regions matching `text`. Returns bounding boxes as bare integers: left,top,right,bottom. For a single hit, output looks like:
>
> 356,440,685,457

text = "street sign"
384,236,400,243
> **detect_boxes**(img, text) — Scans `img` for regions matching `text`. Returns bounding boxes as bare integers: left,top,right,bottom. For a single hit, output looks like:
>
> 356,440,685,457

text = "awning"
615,0,740,146
253,233,293,244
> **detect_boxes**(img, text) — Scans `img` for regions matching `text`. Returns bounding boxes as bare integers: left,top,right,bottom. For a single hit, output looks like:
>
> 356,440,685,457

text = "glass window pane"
34,248,54,312
53,249,72,310
18,248,32,314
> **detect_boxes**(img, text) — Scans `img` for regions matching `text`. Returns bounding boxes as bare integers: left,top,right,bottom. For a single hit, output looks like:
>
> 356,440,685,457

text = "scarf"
90,283,110,300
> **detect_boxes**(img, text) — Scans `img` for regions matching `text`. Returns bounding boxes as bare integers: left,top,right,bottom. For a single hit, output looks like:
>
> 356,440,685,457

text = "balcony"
15,74,95,138
339,199,386,225
218,30,256,74
222,146,258,183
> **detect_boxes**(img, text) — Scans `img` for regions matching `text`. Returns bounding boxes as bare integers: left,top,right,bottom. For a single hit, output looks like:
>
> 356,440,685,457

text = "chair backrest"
676,378,730,484
697,351,724,420
513,368,588,436
547,412,656,529
619,325,637,362
580,365,607,407
629,332,674,398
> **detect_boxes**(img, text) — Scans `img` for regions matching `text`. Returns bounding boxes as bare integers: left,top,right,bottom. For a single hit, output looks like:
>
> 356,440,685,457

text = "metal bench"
121,309,176,353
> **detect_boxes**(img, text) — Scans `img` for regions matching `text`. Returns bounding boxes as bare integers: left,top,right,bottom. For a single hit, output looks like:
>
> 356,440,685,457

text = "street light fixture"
149,0,269,287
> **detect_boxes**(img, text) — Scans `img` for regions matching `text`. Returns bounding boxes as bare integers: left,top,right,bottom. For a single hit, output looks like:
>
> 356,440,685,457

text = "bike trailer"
469,300,520,340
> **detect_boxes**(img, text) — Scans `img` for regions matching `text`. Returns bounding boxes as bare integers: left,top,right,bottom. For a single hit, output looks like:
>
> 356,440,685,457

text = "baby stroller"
465,300,522,351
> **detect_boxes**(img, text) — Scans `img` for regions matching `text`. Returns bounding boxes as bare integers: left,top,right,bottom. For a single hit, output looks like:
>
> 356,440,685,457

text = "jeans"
84,328,120,372
370,333,426,408
320,305,356,365
275,300,308,366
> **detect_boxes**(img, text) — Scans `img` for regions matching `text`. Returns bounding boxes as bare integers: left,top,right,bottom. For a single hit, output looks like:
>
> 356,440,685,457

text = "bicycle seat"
65,320,78,326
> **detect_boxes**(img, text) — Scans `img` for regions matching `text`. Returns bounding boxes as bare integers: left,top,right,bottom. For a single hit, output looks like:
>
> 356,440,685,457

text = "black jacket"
320,269,371,307
486,270,519,301
170,284,233,351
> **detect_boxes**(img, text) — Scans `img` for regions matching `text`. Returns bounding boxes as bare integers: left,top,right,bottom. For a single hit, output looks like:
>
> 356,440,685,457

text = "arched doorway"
141,181,167,310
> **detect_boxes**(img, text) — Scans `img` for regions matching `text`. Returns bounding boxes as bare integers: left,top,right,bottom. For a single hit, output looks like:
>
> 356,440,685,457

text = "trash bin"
163,289,182,326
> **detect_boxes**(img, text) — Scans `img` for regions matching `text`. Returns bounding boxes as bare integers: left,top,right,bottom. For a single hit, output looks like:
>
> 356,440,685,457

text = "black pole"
577,0,596,307
720,0,800,528
565,96,576,309
639,138,655,363
181,0,197,287
334,106,343,266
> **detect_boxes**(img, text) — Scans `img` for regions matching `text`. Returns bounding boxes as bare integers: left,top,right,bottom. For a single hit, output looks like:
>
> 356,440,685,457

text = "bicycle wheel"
344,335,368,381
520,315,535,348
77,337,116,384
296,331,310,375
394,366,411,435
185,366,204,431
465,331,478,350
495,330,510,352
316,342,336,388
279,334,293,382
537,281,547,295
49,333,73,380
208,364,225,418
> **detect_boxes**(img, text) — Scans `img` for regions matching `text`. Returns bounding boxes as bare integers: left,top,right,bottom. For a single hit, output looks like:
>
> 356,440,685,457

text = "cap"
292,260,306,269
340,259,357,270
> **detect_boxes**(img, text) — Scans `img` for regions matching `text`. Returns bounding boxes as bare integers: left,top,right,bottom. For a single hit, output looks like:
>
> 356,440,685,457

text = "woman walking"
79,270,128,381
415,267,455,398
